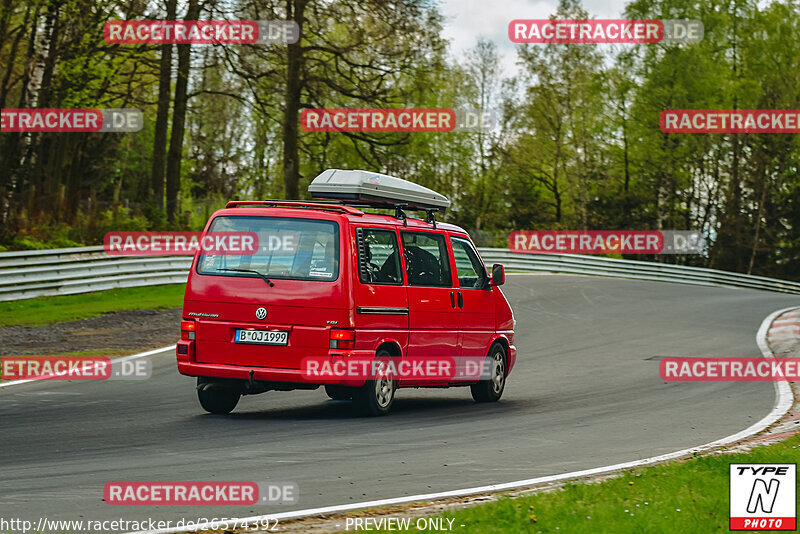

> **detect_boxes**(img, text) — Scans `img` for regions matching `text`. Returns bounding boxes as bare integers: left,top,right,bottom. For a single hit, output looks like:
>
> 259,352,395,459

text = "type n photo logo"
730,464,796,530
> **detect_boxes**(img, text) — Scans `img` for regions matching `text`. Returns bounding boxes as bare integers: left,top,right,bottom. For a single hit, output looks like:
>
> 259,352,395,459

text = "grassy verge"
374,433,800,533
0,284,185,327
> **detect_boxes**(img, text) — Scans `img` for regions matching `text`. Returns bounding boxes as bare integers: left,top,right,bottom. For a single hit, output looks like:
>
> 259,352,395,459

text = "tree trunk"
552,133,562,223
151,0,176,209
0,3,40,232
29,0,61,212
165,0,199,223
0,0,25,108
747,165,768,275
282,0,307,200
621,105,631,225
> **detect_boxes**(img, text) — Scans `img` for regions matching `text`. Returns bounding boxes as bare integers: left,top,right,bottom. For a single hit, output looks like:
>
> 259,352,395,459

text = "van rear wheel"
353,350,396,416
471,343,506,403
325,385,354,400
197,378,241,414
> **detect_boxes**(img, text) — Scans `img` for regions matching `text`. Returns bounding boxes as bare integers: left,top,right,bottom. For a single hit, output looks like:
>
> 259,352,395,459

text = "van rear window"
197,216,339,282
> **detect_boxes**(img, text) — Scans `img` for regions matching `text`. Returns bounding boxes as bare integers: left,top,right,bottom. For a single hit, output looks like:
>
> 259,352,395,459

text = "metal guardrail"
0,246,192,301
485,250,800,295
0,246,799,301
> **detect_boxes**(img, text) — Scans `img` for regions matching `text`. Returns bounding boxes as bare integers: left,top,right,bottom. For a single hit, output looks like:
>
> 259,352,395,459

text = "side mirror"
491,264,505,286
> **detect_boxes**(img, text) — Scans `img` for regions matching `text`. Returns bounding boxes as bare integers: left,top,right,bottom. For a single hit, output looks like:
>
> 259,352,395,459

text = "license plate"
234,329,289,346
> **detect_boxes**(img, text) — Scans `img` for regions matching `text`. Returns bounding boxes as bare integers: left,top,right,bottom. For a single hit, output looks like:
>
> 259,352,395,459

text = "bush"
7,220,83,249
4,207,149,250
10,235,82,250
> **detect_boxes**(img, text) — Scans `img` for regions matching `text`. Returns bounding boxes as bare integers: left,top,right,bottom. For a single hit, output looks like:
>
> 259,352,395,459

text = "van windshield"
197,216,339,282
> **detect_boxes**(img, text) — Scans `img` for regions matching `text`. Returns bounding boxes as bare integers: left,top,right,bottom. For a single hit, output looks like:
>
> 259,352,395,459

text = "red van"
176,169,516,416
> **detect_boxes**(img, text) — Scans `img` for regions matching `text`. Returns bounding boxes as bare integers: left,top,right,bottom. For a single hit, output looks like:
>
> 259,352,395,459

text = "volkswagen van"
176,169,516,416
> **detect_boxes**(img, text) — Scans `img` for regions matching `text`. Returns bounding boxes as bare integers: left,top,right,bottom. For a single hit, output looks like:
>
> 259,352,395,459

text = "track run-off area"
1,274,798,531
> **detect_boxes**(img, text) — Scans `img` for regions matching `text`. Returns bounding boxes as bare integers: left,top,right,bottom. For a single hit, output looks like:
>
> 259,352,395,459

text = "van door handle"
450,291,455,308
457,292,463,308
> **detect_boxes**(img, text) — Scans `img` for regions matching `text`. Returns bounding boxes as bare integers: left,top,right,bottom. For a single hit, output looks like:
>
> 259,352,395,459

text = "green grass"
376,433,800,533
0,284,185,327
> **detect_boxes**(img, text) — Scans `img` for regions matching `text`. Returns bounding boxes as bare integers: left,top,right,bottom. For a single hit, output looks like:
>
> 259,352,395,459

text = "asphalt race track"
2,274,799,529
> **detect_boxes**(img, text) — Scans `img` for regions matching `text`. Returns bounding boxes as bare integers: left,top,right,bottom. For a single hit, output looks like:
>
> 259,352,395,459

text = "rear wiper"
216,268,274,287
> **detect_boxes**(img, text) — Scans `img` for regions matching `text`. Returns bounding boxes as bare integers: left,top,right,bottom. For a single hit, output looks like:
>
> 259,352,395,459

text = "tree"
165,0,199,223
150,0,176,212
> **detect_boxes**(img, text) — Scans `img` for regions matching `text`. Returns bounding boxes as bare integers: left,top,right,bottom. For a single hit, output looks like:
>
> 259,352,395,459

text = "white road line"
132,307,798,534
0,345,175,389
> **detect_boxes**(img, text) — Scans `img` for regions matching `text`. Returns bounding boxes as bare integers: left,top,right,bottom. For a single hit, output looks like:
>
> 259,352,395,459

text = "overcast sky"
438,0,630,74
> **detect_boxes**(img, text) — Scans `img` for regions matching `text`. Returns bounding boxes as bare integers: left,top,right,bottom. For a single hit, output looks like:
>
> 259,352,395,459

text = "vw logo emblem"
255,307,267,320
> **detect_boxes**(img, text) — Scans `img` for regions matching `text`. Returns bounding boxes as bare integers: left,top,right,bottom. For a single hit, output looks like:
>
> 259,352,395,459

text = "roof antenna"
426,209,437,229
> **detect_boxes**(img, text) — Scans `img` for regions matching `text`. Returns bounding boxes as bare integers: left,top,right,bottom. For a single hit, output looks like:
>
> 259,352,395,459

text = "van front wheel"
197,379,241,414
470,344,506,403
353,350,396,416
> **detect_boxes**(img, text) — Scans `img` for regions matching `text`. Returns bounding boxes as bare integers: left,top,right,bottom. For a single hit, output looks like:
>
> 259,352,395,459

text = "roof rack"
225,200,364,215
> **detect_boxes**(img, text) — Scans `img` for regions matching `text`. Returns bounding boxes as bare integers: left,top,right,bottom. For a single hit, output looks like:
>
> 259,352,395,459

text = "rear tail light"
181,320,196,340
329,328,355,350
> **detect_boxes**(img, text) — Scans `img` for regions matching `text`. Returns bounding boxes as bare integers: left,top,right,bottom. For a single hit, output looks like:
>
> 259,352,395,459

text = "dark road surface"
2,275,797,530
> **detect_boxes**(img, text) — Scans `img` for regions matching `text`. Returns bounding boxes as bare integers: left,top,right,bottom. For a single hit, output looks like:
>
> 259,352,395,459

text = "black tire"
353,350,396,416
325,385,354,400
197,378,241,414
470,343,506,403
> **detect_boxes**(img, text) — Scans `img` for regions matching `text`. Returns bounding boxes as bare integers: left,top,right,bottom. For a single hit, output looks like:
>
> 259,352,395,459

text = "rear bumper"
176,340,519,386
176,343,372,387
178,361,370,386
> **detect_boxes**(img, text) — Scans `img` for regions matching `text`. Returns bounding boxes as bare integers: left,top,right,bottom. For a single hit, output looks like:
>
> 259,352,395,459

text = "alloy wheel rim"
376,377,394,407
491,352,505,394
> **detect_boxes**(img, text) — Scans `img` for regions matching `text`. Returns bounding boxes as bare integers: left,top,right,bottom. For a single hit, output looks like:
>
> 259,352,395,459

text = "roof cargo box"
308,169,450,212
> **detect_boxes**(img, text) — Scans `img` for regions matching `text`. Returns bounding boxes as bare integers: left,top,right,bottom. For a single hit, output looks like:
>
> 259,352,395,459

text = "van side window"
451,236,488,289
356,228,403,284
400,231,452,288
